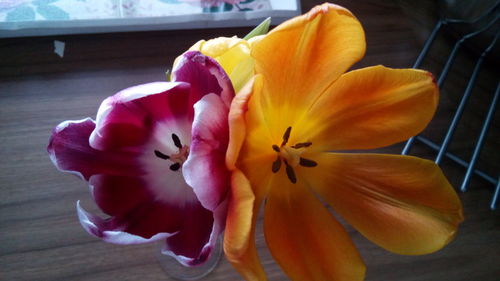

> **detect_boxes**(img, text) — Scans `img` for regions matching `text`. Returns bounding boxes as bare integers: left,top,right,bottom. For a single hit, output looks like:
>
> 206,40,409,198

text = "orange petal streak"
301,65,439,151
307,153,463,255
251,3,366,132
264,172,365,281
224,169,267,281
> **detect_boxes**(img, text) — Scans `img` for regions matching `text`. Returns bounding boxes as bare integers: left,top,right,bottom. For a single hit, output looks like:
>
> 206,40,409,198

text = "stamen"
284,160,297,184
169,162,181,171
281,126,292,147
299,157,317,167
154,150,170,160
292,142,312,149
172,133,182,149
272,155,282,173
272,144,280,152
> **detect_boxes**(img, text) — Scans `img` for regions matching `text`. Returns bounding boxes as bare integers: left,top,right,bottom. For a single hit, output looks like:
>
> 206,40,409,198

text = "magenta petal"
163,202,213,265
77,196,196,243
77,201,175,244
89,175,152,217
172,51,234,108
162,200,227,266
90,82,192,150
183,94,231,211
48,118,141,180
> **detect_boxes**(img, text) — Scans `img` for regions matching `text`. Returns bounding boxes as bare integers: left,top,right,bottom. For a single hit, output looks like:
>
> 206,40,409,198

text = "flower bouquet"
48,3,463,280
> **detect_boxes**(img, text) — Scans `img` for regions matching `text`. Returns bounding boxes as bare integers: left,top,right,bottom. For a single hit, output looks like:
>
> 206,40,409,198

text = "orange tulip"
224,3,464,281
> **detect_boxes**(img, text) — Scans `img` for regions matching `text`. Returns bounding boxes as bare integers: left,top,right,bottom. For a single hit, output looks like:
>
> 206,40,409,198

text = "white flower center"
141,121,198,205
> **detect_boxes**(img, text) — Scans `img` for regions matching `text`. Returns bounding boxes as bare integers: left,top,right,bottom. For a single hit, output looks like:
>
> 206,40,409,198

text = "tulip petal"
264,172,365,281
78,190,216,263
90,82,192,150
48,118,142,180
89,174,152,217
301,66,439,151
76,200,177,245
224,169,267,281
183,94,231,211
162,200,226,266
186,37,254,93
252,3,365,123
226,75,275,172
226,76,255,170
173,51,234,108
307,153,464,255
162,201,215,266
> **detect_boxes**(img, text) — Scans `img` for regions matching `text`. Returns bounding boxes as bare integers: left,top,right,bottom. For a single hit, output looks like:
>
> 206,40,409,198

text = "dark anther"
172,133,182,149
292,142,312,149
281,126,292,147
299,157,317,167
284,160,297,184
169,162,181,171
272,144,280,152
272,156,282,173
154,150,170,160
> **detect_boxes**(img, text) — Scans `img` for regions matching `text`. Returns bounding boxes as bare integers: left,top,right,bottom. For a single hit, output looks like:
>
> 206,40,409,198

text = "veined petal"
76,200,180,244
226,76,255,170
90,82,192,151
306,153,463,255
264,172,365,281
252,3,365,123
48,118,142,180
78,193,216,264
302,66,439,151
89,174,152,217
162,201,226,266
227,75,274,171
172,51,234,108
224,169,267,281
162,201,215,266
183,94,231,211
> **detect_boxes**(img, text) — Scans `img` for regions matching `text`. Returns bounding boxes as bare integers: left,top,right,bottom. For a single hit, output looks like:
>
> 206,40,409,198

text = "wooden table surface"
1,1,499,280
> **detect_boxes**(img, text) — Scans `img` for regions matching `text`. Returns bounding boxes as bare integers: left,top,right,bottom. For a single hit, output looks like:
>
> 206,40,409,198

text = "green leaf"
36,4,70,20
6,6,35,22
243,17,271,40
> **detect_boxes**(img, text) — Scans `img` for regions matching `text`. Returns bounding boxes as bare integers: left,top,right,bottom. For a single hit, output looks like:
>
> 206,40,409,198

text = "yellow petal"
187,36,254,93
228,55,255,94
264,172,365,281
300,65,439,151
252,3,365,120
306,153,463,255
224,169,267,281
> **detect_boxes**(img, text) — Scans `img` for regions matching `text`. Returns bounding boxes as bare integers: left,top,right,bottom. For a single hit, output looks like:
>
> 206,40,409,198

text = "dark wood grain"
1,1,499,280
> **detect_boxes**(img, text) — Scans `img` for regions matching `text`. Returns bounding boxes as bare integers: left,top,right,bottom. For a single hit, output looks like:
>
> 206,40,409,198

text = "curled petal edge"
183,94,231,212
76,201,175,245
161,200,228,267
